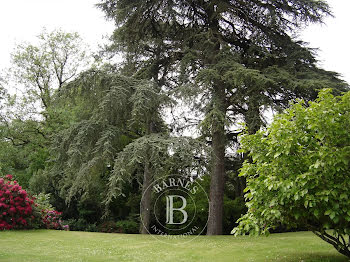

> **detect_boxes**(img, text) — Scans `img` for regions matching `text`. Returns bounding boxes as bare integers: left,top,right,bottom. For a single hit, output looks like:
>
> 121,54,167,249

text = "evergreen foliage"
97,0,348,234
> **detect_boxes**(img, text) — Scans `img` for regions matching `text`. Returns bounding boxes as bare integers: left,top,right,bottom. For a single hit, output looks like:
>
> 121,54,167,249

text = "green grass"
0,230,349,262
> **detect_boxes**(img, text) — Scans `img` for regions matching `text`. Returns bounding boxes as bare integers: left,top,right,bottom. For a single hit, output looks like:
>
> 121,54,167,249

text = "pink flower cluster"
0,175,36,230
42,209,63,230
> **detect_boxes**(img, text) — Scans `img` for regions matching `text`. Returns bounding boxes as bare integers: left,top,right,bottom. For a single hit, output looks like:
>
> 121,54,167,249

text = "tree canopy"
97,0,347,235
0,30,89,187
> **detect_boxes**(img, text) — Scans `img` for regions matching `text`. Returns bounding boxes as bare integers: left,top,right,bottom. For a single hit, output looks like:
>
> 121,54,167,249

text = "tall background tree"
10,29,87,114
97,0,347,234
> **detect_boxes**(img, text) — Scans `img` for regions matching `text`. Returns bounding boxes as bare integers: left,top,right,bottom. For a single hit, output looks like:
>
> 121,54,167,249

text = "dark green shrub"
64,218,89,231
115,220,139,234
223,196,247,234
99,221,119,233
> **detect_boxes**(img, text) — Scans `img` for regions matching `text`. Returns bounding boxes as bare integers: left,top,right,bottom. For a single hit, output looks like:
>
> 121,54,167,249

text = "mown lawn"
0,230,349,262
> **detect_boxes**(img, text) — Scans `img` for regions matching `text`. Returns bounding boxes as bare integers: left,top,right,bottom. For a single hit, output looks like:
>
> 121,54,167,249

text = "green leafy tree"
98,0,347,234
10,29,87,112
0,29,88,186
233,89,350,258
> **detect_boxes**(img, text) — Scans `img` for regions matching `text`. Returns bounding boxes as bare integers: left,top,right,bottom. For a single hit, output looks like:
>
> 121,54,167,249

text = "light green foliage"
0,117,48,187
10,29,87,111
0,29,89,187
233,89,350,257
42,30,88,88
33,193,54,211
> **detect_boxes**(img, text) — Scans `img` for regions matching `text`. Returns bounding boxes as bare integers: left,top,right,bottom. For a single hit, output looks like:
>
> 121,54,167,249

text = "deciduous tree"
233,89,350,258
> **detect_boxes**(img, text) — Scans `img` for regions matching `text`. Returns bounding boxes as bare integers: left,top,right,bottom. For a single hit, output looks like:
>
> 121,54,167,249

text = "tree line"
0,0,348,238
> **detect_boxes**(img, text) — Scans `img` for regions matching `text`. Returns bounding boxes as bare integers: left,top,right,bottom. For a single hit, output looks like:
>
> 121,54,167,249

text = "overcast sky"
0,0,349,83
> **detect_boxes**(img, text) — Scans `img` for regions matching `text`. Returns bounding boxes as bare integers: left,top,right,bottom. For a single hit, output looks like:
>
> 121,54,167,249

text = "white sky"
0,0,349,83
0,0,114,68
299,0,350,84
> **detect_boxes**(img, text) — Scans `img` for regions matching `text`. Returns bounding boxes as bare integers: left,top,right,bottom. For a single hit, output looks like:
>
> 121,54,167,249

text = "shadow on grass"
274,252,350,262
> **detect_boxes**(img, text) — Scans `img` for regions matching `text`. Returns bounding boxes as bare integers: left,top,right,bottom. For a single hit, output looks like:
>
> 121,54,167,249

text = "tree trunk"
140,119,155,234
140,158,152,234
313,231,350,258
207,86,226,235
139,65,160,234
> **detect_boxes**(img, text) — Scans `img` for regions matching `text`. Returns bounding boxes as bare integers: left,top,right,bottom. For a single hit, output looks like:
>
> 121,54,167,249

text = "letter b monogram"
166,195,188,224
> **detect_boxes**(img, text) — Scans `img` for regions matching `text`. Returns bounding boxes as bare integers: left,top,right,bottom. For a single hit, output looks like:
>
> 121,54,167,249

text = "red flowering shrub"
0,175,69,231
0,174,37,230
